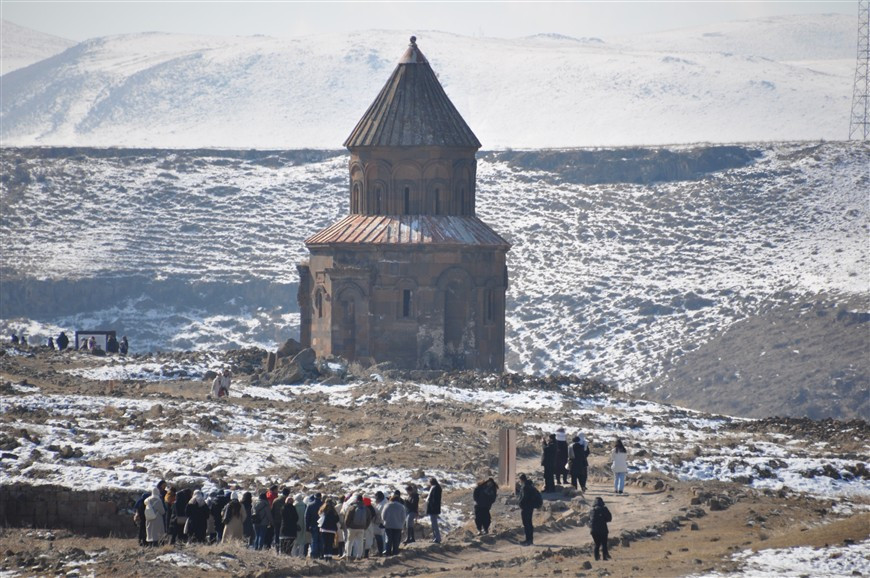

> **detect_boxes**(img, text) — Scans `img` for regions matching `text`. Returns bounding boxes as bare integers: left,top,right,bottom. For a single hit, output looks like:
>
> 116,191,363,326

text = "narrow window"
376,187,382,214
402,289,412,318
404,187,410,215
435,187,440,214
352,183,361,213
315,290,323,319
484,288,495,324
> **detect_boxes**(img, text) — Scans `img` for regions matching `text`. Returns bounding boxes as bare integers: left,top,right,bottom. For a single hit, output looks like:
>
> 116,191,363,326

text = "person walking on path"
590,497,613,560
382,490,407,556
472,478,498,534
425,477,442,543
611,438,628,494
541,434,557,492
517,473,542,546
569,434,591,491
318,499,340,559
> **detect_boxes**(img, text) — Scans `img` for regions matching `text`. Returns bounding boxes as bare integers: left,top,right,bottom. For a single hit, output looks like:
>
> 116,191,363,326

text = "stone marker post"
498,428,517,491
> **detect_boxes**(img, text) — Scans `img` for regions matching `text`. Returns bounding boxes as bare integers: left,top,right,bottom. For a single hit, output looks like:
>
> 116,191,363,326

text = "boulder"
277,338,303,359
291,349,317,373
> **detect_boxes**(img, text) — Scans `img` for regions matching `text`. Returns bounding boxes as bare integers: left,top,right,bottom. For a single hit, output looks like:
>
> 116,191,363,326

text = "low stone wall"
0,484,141,537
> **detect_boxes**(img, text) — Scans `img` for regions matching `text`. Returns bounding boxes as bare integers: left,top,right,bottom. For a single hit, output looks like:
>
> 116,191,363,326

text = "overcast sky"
2,1,858,42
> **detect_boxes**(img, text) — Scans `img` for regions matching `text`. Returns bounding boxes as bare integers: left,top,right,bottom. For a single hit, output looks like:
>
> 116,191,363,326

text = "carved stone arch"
365,160,392,214
314,285,328,320
333,282,367,360
436,266,474,368
426,178,450,215
452,159,475,215
393,160,423,214
481,275,503,325
350,162,365,213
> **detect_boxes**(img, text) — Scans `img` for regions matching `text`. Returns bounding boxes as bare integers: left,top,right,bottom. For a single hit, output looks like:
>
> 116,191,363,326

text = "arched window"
352,183,361,213
376,185,383,214
315,288,325,319
484,288,495,324
404,186,410,215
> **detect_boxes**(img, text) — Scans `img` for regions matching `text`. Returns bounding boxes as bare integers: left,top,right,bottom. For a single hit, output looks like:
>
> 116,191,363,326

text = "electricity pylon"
849,0,869,140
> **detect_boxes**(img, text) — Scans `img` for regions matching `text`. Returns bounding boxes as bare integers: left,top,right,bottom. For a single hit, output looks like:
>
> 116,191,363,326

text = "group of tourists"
132,428,624,563
8,330,128,354
541,429,629,496
134,477,445,560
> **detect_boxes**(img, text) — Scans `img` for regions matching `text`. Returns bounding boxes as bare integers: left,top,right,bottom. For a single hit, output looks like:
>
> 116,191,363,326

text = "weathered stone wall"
0,484,140,538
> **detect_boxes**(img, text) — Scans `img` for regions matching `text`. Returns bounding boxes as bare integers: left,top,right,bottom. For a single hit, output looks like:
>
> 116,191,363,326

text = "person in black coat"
279,494,299,554
119,336,129,355
425,477,442,543
106,334,119,353
541,434,557,492
210,491,229,543
472,478,498,534
517,474,542,546
56,332,69,351
403,485,419,544
569,435,591,491
185,490,210,543
590,497,613,561
241,491,254,546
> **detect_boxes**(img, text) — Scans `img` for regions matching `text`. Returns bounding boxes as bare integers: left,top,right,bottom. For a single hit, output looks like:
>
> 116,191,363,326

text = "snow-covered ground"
3,141,867,391
3,362,867,507
693,538,870,578
0,14,857,148
0,20,75,76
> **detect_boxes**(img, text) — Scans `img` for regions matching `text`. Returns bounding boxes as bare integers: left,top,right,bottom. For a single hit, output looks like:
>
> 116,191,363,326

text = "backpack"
531,487,543,509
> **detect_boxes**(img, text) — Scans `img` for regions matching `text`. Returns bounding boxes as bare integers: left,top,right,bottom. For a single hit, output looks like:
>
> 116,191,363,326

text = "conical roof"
343,36,481,149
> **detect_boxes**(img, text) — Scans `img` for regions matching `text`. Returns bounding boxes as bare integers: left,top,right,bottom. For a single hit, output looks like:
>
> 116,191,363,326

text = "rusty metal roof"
343,37,481,149
305,215,510,248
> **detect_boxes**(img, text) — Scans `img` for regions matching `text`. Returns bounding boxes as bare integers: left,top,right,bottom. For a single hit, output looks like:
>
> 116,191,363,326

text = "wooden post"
498,428,517,491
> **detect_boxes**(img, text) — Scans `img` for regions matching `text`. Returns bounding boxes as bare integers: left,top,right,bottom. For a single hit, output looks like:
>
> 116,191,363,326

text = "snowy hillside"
0,14,858,148
0,20,75,76
1,142,867,418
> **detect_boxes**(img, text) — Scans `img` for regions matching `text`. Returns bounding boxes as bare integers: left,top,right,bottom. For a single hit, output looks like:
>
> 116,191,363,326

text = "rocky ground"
0,345,868,577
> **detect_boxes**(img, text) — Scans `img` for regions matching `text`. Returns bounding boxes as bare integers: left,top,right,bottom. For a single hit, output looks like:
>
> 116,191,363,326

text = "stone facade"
298,37,510,371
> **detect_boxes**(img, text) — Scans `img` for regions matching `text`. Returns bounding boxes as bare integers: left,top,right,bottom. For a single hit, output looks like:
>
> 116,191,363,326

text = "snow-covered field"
0,14,857,148
3,354,867,508
2,141,867,395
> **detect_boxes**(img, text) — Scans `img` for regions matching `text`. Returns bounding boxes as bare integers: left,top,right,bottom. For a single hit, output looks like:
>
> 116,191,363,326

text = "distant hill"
0,20,75,76
0,14,858,148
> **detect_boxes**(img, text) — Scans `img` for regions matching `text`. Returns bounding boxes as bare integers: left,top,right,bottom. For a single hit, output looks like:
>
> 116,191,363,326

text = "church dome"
343,36,481,149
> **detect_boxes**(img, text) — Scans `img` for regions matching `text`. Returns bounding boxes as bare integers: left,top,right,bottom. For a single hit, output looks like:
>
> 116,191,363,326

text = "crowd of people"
133,477,446,559
8,330,128,354
131,431,626,562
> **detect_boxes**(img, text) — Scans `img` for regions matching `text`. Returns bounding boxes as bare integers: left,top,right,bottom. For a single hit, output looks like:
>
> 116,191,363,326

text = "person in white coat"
611,438,628,494
144,487,167,546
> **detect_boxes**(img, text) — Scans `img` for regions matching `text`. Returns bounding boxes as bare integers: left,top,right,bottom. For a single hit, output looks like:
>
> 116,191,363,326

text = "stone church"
297,37,510,371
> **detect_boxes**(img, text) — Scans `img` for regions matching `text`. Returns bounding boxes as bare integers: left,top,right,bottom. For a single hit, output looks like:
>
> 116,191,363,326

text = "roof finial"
410,35,417,45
